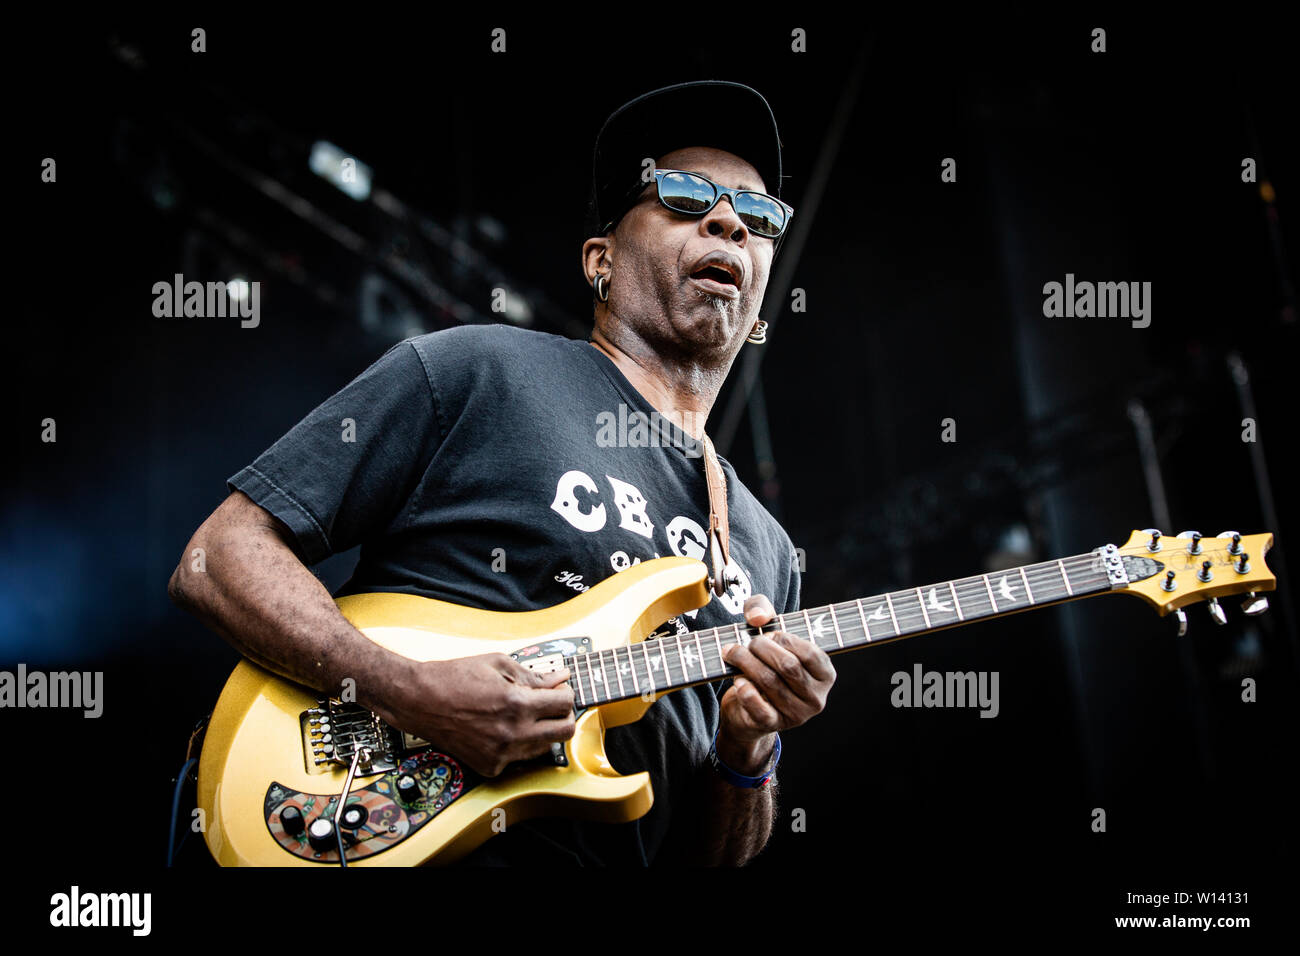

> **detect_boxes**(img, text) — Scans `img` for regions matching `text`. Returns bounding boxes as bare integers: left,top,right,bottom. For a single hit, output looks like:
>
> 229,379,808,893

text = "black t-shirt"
227,323,801,865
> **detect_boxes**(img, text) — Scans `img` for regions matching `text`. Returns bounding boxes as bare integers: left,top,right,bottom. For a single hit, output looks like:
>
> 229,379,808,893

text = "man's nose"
700,195,748,244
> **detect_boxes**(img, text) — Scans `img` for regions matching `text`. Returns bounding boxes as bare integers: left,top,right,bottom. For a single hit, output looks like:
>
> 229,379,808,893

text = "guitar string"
569,552,1121,705
569,544,1248,705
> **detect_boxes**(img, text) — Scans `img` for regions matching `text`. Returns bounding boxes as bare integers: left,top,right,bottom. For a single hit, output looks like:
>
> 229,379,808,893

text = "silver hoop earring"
594,272,610,303
746,319,768,344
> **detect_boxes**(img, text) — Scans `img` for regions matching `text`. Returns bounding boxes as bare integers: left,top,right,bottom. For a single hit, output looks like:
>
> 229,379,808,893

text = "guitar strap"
699,432,733,596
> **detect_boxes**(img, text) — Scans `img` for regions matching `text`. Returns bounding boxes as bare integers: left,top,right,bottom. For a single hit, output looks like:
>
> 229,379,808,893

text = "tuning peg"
1162,570,1178,591
1173,608,1188,636
1207,597,1228,626
1177,531,1203,554
1242,592,1269,616
1143,529,1163,552
1217,531,1243,555
1197,560,1214,582
1235,552,1250,574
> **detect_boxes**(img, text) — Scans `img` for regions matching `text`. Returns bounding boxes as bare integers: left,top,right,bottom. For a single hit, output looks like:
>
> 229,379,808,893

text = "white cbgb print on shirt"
550,469,753,617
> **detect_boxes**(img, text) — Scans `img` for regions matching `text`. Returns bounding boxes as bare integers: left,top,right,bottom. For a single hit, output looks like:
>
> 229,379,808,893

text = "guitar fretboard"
564,551,1113,708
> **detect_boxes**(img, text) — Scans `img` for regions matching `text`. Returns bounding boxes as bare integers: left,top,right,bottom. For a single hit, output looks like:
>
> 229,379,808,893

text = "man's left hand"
716,594,836,774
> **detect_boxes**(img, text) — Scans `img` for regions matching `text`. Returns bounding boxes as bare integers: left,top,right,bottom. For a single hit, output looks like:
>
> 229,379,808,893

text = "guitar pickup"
509,636,591,675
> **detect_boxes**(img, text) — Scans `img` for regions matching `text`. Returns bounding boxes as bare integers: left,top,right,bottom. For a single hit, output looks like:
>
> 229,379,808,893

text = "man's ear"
581,235,613,286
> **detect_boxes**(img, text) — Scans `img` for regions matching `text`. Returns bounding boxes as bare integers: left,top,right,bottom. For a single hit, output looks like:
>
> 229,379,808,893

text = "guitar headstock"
1114,529,1275,630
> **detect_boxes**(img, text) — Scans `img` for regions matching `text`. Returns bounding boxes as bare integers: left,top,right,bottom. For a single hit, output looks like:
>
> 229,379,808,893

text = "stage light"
227,277,251,305
309,140,373,201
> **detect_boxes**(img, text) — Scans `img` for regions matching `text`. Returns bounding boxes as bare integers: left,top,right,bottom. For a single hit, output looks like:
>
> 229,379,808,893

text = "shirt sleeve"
227,338,441,565
782,538,803,615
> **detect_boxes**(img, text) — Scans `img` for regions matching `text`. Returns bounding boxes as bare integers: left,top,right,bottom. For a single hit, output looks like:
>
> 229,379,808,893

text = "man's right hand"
382,654,577,778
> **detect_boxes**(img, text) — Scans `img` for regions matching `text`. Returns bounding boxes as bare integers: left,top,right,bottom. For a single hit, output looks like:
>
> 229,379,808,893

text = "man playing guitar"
169,81,836,865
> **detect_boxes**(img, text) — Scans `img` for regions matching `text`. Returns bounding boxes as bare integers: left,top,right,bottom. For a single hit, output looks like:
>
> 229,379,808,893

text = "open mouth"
689,266,740,297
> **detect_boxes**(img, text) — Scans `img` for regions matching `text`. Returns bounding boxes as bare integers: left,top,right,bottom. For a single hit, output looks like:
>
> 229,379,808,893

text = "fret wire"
585,655,599,706
611,646,626,699
915,587,932,629
594,651,608,704
855,598,872,642
626,645,640,696
602,651,615,701
1057,559,1074,595
692,631,706,681
828,603,845,648
712,629,727,680
948,581,964,620
573,656,587,706
609,649,622,700
626,644,640,697
982,574,999,612
699,639,713,683
588,650,601,704
604,649,617,700
597,656,608,704
640,641,657,694
884,592,901,635
790,613,811,650
570,657,586,708
1018,566,1035,604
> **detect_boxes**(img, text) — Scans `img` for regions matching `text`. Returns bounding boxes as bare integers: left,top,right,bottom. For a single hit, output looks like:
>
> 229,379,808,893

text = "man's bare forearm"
692,731,779,866
168,491,415,720
171,492,579,779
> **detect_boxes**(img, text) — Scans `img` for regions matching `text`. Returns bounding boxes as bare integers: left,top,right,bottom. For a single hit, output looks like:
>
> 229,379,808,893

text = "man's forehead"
656,147,766,192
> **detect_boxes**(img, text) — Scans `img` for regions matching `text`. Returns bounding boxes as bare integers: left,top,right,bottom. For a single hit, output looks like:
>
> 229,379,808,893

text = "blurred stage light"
500,290,533,326
308,140,373,201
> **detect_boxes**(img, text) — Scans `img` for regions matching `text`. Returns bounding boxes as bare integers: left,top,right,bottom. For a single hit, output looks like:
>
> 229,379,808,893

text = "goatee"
694,288,734,322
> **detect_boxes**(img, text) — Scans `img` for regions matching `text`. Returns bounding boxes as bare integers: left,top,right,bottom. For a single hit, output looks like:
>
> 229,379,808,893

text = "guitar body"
197,556,713,866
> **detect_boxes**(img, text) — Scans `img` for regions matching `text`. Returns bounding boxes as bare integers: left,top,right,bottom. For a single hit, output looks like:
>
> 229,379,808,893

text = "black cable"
167,757,198,867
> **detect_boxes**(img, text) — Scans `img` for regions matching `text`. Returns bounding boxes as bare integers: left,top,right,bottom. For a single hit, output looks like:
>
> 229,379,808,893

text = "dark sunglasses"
606,169,794,239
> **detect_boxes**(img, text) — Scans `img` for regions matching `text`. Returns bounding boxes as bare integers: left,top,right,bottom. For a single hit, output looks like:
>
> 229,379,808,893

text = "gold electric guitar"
197,529,1275,866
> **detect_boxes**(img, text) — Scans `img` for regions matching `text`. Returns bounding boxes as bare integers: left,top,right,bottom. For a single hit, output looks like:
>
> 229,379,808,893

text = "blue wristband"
708,729,781,788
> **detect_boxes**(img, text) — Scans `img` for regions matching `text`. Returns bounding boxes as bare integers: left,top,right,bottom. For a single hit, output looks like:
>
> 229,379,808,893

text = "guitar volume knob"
307,817,337,853
279,804,305,837
397,773,422,803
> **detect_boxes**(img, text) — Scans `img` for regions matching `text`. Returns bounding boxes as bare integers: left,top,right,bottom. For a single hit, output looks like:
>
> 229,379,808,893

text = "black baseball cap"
588,80,785,238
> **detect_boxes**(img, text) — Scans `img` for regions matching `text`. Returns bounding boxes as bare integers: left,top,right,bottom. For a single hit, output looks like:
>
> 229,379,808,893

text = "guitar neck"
566,551,1120,708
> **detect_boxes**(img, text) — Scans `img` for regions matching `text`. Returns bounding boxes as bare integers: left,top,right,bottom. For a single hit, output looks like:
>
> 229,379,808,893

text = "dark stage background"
7,13,1297,933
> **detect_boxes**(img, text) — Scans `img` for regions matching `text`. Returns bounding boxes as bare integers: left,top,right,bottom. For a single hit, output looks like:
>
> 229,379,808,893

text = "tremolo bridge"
300,699,420,775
